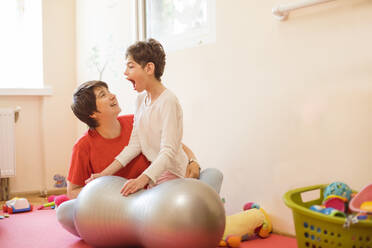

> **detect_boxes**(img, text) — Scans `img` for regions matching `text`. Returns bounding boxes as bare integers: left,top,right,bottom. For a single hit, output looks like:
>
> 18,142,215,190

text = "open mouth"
127,78,136,89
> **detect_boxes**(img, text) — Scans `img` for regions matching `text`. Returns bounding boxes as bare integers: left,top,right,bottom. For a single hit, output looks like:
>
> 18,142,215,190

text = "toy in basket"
284,184,372,248
308,182,352,219
349,183,372,214
2,197,32,214
347,183,372,224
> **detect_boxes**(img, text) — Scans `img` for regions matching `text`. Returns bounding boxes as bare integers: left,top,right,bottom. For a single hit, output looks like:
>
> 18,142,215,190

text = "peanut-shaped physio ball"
74,176,225,248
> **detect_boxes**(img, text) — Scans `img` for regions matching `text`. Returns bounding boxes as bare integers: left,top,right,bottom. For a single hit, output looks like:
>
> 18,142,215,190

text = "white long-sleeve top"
115,89,188,184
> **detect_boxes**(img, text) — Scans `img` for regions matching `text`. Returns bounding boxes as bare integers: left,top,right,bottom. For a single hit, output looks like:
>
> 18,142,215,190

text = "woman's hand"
186,160,200,179
120,174,150,196
85,173,102,184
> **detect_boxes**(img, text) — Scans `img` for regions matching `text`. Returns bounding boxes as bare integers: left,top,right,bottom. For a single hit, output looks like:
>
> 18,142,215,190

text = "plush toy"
219,202,272,247
53,174,67,188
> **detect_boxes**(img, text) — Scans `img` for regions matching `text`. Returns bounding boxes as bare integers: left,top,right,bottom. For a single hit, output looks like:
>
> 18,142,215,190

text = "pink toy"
54,194,69,207
349,183,372,214
47,195,56,203
37,194,69,210
323,197,346,212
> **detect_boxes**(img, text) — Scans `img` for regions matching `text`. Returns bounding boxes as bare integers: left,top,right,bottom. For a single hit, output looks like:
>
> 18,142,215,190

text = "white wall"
76,0,138,135
42,0,77,191
0,0,76,193
162,0,372,235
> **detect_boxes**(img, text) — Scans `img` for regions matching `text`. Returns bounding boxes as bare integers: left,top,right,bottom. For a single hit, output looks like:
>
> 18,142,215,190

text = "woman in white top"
87,39,189,196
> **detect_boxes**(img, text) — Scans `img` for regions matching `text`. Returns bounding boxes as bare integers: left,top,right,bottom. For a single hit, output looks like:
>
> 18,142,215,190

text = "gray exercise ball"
74,176,225,248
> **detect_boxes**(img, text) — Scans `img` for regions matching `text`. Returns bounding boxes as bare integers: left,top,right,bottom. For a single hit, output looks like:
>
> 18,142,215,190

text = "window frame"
136,0,216,51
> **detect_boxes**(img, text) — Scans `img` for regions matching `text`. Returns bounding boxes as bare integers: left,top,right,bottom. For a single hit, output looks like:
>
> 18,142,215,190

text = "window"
0,0,43,89
143,0,216,51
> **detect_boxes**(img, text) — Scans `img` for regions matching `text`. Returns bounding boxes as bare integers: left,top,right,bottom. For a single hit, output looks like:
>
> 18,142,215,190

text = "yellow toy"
219,202,272,248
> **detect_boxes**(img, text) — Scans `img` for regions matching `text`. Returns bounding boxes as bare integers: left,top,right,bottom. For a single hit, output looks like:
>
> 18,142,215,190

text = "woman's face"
92,86,121,119
124,56,148,93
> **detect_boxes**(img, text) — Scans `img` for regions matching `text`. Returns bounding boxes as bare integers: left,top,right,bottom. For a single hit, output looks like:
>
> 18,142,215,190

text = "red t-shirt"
67,115,150,186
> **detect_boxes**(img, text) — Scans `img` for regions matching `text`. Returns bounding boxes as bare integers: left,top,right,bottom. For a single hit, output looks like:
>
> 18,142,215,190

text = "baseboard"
272,230,296,238
9,188,67,198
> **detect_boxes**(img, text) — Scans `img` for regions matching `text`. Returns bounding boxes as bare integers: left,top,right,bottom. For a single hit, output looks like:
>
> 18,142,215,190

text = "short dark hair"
71,80,108,129
126,38,166,81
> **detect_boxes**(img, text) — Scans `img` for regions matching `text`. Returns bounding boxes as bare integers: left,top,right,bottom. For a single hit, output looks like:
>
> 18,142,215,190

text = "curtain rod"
272,0,336,21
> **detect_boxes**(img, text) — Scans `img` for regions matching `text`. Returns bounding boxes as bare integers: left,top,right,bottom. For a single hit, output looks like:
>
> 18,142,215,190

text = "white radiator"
0,108,16,178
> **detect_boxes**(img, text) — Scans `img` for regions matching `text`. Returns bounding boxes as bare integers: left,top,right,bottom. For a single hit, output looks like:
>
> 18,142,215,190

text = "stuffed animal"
219,202,272,247
53,174,67,188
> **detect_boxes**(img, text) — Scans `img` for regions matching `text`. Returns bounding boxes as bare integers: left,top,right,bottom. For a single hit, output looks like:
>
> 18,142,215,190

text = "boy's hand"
186,161,200,179
85,173,102,184
120,174,150,196
85,160,123,184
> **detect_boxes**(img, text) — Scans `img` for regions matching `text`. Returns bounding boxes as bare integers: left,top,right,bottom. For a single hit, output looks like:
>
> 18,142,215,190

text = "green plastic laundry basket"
284,184,372,248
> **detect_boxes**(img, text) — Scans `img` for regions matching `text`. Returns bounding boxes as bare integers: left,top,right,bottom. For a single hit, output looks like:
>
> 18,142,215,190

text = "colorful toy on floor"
53,174,67,188
2,197,32,214
219,202,272,248
37,194,70,210
0,214,9,219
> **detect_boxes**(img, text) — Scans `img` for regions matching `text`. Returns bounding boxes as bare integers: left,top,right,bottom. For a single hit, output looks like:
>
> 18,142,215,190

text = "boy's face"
90,86,121,121
124,56,149,93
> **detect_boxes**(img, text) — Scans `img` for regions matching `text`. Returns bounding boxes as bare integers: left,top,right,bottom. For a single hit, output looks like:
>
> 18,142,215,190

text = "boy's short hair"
71,80,108,129
126,38,166,81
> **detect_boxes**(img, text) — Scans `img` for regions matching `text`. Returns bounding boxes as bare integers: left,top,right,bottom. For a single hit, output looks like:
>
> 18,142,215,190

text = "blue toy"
323,182,352,202
309,205,346,218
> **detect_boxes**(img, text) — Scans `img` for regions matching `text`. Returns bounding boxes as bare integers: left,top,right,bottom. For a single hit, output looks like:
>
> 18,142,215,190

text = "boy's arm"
85,159,123,184
67,181,83,199
182,143,200,179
